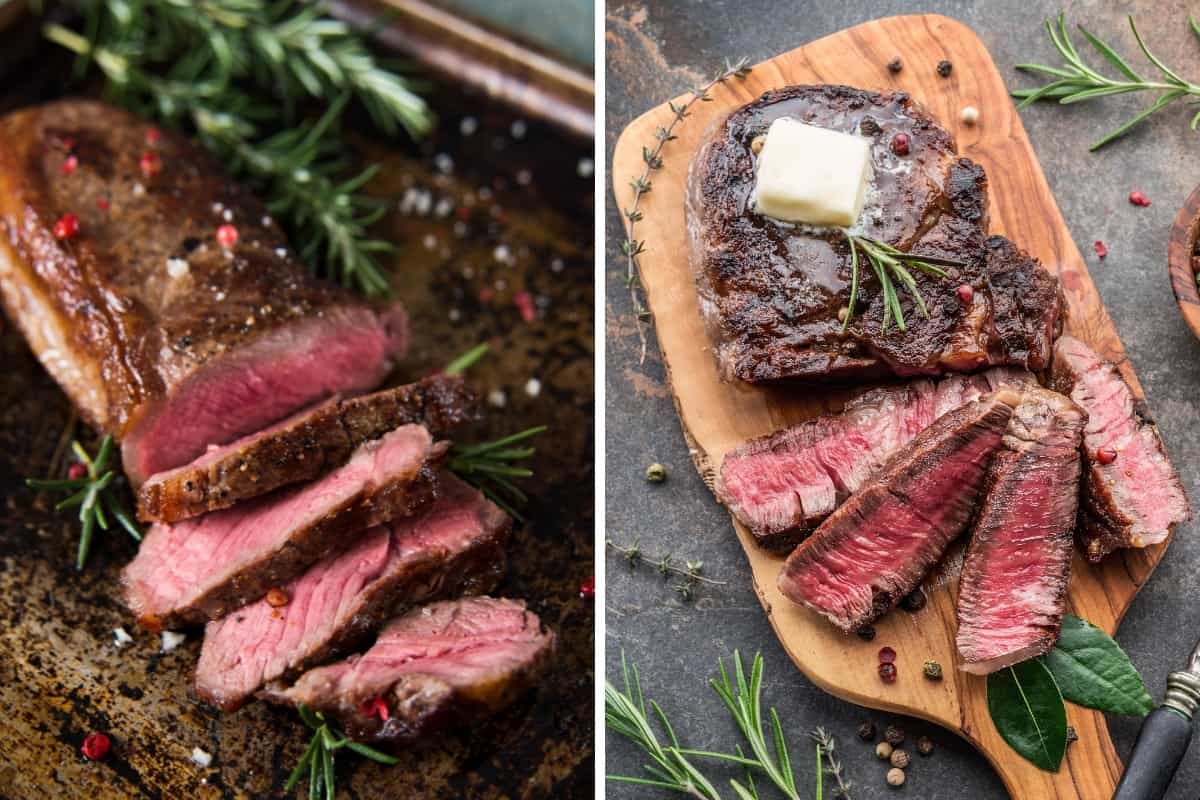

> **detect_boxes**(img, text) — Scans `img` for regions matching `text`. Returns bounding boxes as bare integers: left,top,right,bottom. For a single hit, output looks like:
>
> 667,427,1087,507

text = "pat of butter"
752,118,873,227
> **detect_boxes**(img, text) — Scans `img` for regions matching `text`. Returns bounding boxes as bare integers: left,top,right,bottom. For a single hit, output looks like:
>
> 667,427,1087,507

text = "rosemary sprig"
606,538,725,601
1013,13,1200,150
623,57,751,364
707,651,800,800
25,434,141,570
41,1,431,294
448,426,546,520
842,236,951,332
443,342,491,375
285,705,398,800
809,728,853,800
606,651,723,800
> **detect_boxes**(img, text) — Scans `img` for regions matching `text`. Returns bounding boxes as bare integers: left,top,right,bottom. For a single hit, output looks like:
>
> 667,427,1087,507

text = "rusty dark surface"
0,20,594,800
606,1,1200,798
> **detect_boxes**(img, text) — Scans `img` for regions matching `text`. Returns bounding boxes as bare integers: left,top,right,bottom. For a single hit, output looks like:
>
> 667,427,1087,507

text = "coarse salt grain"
517,169,532,186
524,378,542,397
487,389,507,408
459,117,478,136
161,631,186,653
113,627,133,648
960,106,980,125
577,158,594,178
132,182,146,197
551,258,565,273
222,208,233,222
510,120,528,139
190,747,213,767
435,197,454,218
434,153,454,174
166,257,189,279
493,244,513,264
423,234,437,250
275,247,287,258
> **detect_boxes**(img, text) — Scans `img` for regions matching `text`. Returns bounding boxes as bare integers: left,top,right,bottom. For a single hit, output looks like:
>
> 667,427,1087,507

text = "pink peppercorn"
890,133,910,156
878,646,897,664
81,732,110,761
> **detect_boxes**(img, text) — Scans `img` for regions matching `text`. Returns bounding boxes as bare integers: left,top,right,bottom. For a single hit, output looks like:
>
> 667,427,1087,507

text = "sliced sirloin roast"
195,474,510,711
687,84,1062,384
716,368,1033,550
0,100,406,485
777,390,1018,632
955,387,1085,674
136,374,476,524
259,596,554,744
122,424,445,630
1050,336,1190,561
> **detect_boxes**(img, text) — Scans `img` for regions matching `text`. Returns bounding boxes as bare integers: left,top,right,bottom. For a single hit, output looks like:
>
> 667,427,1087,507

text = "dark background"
605,1,1200,798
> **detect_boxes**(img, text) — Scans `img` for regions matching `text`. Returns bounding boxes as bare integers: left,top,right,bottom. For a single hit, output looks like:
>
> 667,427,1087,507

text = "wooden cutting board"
612,14,1172,800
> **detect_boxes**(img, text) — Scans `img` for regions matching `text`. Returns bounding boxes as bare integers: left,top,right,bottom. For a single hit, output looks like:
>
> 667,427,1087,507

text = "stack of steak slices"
0,100,552,741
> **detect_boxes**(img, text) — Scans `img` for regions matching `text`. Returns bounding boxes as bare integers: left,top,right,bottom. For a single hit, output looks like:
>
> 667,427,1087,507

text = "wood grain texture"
1168,184,1200,340
612,14,1174,800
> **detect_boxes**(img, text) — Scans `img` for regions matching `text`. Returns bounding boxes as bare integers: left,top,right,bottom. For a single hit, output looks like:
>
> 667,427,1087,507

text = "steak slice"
716,368,1029,550
956,387,1085,674
688,84,1063,384
122,425,444,630
194,474,510,711
259,597,554,744
136,374,475,523
0,100,406,485
1050,336,1190,560
777,390,1018,632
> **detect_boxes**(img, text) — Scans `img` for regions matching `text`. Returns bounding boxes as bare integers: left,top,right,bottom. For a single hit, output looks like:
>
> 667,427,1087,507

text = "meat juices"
259,597,555,744
137,374,476,523
716,368,1033,550
777,391,1018,632
0,101,407,484
195,475,510,711
687,84,1062,384
122,425,445,629
1051,336,1190,560
955,388,1086,673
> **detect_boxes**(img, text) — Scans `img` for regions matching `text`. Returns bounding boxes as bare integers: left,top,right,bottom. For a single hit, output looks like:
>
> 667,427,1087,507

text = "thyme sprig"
842,236,953,333
286,704,398,800
448,426,546,520
41,1,432,294
25,434,141,571
606,538,725,601
623,57,751,364
443,342,491,375
1013,13,1200,150
809,728,853,800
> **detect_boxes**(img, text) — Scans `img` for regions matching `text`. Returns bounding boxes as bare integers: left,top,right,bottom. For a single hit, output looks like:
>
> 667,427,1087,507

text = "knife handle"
1111,706,1193,800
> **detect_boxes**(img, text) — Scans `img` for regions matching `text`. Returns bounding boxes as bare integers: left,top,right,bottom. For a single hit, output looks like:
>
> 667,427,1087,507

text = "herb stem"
623,58,751,364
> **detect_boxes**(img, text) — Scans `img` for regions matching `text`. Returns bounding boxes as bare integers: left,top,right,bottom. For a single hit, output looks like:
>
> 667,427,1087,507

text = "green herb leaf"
1040,615,1156,716
987,659,1068,772
444,343,490,375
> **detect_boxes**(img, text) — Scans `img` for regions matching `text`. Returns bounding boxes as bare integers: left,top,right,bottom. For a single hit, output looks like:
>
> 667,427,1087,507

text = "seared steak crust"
137,374,476,523
260,597,554,744
956,388,1085,674
0,100,405,483
122,426,446,630
1050,336,1190,560
195,475,510,711
687,84,1061,383
777,391,1018,632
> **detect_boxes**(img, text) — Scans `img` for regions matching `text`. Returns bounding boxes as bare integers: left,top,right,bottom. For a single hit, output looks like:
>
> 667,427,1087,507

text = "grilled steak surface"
956,387,1085,674
1050,336,1189,560
777,390,1018,632
136,374,475,523
0,100,406,484
717,368,1033,550
260,597,554,744
195,475,510,711
687,84,1061,383
122,425,444,630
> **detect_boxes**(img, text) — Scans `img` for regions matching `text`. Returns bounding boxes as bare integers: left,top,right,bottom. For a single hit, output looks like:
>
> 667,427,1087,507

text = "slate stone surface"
605,1,1200,797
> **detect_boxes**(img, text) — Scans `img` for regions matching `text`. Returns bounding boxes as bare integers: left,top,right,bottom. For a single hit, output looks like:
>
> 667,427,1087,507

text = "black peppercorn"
859,116,881,136
916,735,934,756
1066,726,1078,744
887,56,903,73
923,660,943,680
856,625,877,641
937,59,953,77
884,724,905,747
900,589,926,611
857,721,877,741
